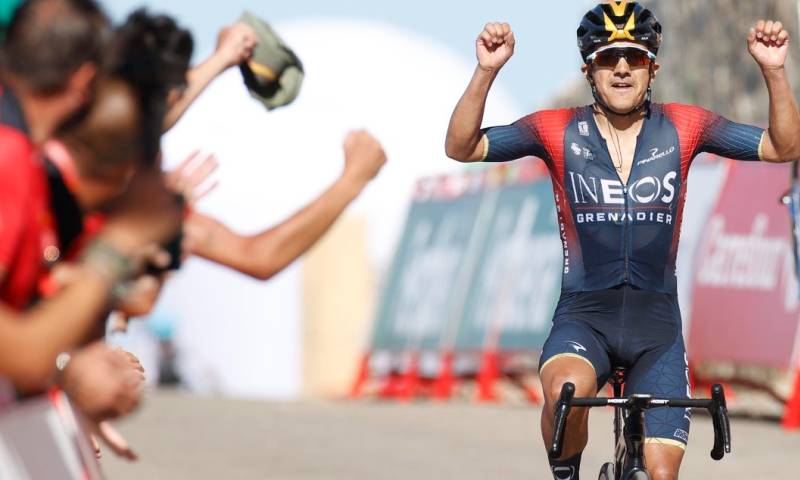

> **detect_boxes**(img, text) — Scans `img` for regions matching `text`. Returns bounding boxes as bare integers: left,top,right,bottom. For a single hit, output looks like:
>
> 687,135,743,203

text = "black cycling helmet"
577,1,662,63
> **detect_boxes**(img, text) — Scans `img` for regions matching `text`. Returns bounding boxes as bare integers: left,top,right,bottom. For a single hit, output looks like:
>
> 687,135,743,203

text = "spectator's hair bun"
109,8,193,93
107,9,194,165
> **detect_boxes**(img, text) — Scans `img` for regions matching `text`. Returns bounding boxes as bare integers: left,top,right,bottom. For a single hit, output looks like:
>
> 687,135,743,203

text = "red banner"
688,161,800,370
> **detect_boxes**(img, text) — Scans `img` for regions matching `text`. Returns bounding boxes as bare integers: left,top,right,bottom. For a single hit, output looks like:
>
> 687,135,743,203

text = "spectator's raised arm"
183,130,386,280
162,22,257,131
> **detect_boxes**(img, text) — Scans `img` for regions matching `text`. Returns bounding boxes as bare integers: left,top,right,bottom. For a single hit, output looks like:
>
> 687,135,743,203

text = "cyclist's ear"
650,62,660,82
582,63,594,85
582,63,599,91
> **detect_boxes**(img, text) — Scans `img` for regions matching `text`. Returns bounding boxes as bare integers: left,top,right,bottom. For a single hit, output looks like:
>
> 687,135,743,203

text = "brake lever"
549,382,575,459
709,384,731,460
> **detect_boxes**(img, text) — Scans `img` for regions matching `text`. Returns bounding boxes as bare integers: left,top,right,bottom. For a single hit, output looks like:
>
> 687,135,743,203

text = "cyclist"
445,2,800,479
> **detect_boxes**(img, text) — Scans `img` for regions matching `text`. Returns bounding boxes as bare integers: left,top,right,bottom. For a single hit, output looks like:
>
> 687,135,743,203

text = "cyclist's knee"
648,465,678,480
644,442,683,479
543,378,594,408
541,360,596,405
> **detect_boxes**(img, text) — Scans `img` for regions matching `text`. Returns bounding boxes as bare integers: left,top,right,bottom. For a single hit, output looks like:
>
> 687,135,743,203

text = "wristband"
80,239,137,302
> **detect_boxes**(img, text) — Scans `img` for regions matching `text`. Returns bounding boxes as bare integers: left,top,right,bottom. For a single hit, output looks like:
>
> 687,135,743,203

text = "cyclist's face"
583,52,659,113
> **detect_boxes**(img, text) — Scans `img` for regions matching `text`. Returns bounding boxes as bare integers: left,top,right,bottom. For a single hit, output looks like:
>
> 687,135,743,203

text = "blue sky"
105,0,594,109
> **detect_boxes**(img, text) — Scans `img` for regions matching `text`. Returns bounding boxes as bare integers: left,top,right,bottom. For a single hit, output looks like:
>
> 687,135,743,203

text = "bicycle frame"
613,394,651,478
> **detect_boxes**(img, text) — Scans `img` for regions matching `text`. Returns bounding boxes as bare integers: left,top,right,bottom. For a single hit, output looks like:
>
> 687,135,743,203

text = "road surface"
101,389,800,479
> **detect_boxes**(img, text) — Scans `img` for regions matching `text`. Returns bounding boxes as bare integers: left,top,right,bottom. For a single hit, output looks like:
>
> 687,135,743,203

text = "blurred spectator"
0,0,181,411
0,0,22,43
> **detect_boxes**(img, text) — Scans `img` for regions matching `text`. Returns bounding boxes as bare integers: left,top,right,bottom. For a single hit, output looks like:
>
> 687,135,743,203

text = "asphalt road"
100,389,800,479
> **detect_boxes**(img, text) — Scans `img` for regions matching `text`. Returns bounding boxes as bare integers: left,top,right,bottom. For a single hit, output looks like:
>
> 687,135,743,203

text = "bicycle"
549,367,732,480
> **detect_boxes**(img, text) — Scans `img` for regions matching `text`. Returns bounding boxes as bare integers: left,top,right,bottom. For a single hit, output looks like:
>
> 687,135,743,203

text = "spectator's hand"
99,168,183,269
114,274,164,319
341,130,387,187
749,20,790,70
82,169,182,316
165,151,219,207
477,22,515,72
215,22,258,69
89,420,138,461
118,348,145,377
61,343,144,422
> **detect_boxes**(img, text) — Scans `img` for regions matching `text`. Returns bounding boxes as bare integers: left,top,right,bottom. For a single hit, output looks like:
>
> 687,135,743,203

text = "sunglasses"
588,47,655,69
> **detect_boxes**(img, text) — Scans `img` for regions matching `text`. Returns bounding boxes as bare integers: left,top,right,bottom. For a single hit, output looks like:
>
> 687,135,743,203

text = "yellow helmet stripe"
604,12,636,42
608,0,628,18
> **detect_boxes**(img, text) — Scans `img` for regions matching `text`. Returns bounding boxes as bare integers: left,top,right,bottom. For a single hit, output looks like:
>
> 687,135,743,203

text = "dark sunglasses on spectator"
588,47,655,68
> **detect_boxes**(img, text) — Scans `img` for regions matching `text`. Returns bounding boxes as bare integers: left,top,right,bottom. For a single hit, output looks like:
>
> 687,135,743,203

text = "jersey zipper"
623,185,629,283
618,283,628,353
623,124,646,285
588,108,646,285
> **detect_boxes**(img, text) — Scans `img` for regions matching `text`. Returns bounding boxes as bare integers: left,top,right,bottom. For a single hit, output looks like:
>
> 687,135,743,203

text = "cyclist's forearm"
445,66,498,162
762,66,800,162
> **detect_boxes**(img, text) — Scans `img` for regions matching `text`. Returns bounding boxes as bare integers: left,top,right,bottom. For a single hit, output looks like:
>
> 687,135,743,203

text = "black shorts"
539,284,691,449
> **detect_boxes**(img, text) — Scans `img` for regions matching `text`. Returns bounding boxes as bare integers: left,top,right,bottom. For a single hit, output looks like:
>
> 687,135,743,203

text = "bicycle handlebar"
549,382,732,461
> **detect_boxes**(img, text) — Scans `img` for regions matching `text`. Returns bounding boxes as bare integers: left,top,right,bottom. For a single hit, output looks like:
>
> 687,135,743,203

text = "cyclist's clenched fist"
748,19,790,70
477,22,515,72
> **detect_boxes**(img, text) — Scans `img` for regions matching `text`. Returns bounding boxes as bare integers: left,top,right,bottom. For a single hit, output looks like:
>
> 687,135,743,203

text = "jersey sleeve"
698,112,764,161
480,113,549,163
663,104,764,162
0,128,32,270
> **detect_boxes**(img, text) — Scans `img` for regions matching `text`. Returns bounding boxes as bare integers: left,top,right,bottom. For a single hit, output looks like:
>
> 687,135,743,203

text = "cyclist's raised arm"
749,19,800,163
445,22,515,162
683,20,800,164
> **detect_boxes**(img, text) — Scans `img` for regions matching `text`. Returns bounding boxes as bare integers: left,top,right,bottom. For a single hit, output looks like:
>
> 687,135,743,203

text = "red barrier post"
349,352,371,399
476,350,500,403
782,367,800,430
432,350,456,401
397,352,421,402
524,383,542,405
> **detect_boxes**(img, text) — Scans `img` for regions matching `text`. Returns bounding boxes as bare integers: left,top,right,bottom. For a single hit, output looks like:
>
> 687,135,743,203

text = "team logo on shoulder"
571,143,582,157
567,341,587,353
578,121,590,137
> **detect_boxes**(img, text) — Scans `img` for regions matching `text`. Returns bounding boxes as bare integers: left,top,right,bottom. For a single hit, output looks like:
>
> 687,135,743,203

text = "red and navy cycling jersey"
481,103,764,294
